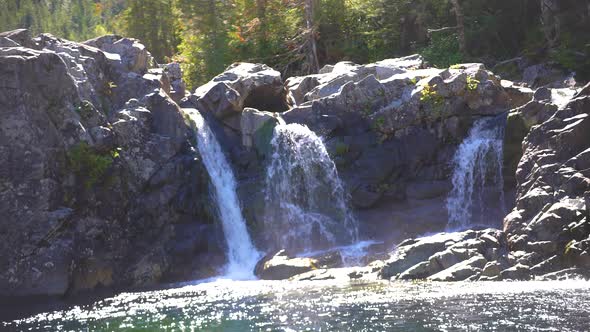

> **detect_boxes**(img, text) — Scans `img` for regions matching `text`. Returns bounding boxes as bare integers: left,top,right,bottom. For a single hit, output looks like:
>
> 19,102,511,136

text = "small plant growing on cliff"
68,142,115,189
420,84,444,108
466,76,480,91
334,142,350,156
74,100,95,118
372,116,385,131
564,240,576,256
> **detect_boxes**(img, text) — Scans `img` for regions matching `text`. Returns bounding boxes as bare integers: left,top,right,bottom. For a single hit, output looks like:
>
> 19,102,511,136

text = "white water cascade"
264,123,358,253
186,109,260,279
446,116,506,230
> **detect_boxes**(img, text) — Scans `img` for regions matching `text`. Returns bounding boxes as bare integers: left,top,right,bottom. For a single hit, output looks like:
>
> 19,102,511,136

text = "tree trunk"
540,0,560,47
304,0,320,74
450,0,466,55
256,0,268,55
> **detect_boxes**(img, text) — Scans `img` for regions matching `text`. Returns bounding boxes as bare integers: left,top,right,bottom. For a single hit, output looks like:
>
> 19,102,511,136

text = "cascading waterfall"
446,116,507,230
186,109,260,278
264,123,358,253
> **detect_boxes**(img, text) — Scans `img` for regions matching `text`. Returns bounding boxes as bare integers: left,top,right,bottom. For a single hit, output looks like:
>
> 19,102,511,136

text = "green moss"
74,100,95,119
564,240,576,256
371,116,385,131
334,141,350,156
253,120,278,157
68,142,115,189
420,84,444,108
466,76,480,91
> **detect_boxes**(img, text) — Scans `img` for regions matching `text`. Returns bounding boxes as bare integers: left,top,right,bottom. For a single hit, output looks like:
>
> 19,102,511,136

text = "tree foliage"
1,0,589,86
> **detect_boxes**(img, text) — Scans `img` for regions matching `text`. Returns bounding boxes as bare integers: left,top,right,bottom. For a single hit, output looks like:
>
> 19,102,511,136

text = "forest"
1,0,589,88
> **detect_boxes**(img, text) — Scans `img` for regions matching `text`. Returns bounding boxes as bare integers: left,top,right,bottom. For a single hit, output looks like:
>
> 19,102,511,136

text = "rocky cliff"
0,29,222,297
1,29,588,296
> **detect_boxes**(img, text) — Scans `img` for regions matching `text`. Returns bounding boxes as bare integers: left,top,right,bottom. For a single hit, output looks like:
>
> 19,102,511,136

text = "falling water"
264,123,358,253
446,116,506,230
185,109,260,278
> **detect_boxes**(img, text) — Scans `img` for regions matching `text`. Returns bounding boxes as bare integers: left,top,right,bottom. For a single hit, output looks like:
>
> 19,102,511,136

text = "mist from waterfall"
264,123,358,253
186,109,260,279
446,116,506,230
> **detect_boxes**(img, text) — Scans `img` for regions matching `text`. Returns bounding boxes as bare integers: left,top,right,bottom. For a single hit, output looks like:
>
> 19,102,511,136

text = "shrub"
466,76,479,91
68,142,115,189
334,142,350,156
420,84,444,108
420,33,463,68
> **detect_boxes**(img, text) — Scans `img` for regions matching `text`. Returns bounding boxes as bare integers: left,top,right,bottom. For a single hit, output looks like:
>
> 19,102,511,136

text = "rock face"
281,60,512,242
0,30,221,296
378,83,590,282
2,27,588,298
380,229,505,281
504,83,590,275
184,56,517,254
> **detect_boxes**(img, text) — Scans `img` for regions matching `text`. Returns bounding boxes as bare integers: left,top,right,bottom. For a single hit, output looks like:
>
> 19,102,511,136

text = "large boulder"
188,62,287,119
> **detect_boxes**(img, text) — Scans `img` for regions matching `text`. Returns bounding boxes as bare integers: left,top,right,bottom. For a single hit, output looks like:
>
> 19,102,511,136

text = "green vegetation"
74,100,95,119
420,33,463,68
420,84,444,108
334,142,350,157
68,142,118,189
1,0,588,86
466,76,479,91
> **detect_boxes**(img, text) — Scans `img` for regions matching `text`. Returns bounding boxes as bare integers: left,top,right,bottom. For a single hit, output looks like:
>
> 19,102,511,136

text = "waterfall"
264,123,358,253
446,116,506,230
185,109,260,278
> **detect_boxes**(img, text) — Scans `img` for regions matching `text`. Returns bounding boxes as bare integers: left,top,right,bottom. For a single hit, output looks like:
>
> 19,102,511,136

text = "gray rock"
500,263,531,281
255,250,317,280
380,231,475,279
428,255,487,281
241,108,284,155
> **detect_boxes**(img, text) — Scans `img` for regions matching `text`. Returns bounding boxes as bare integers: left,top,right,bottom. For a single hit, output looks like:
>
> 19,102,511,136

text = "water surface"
5,280,590,331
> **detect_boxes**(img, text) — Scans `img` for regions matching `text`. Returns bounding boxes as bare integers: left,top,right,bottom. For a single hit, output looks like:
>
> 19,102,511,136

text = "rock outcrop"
281,60,513,243
377,83,590,282
2,27,588,298
0,30,220,296
184,56,518,254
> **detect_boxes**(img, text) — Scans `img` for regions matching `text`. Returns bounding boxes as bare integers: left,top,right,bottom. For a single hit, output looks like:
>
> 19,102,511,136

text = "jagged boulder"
502,82,590,276
84,35,152,74
380,229,504,281
186,63,287,121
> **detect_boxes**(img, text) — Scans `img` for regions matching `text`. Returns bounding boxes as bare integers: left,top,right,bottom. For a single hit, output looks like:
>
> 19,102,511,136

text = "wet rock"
380,231,476,279
500,263,531,281
428,255,487,281
398,261,440,280
255,250,317,280
241,108,284,155
481,261,504,278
